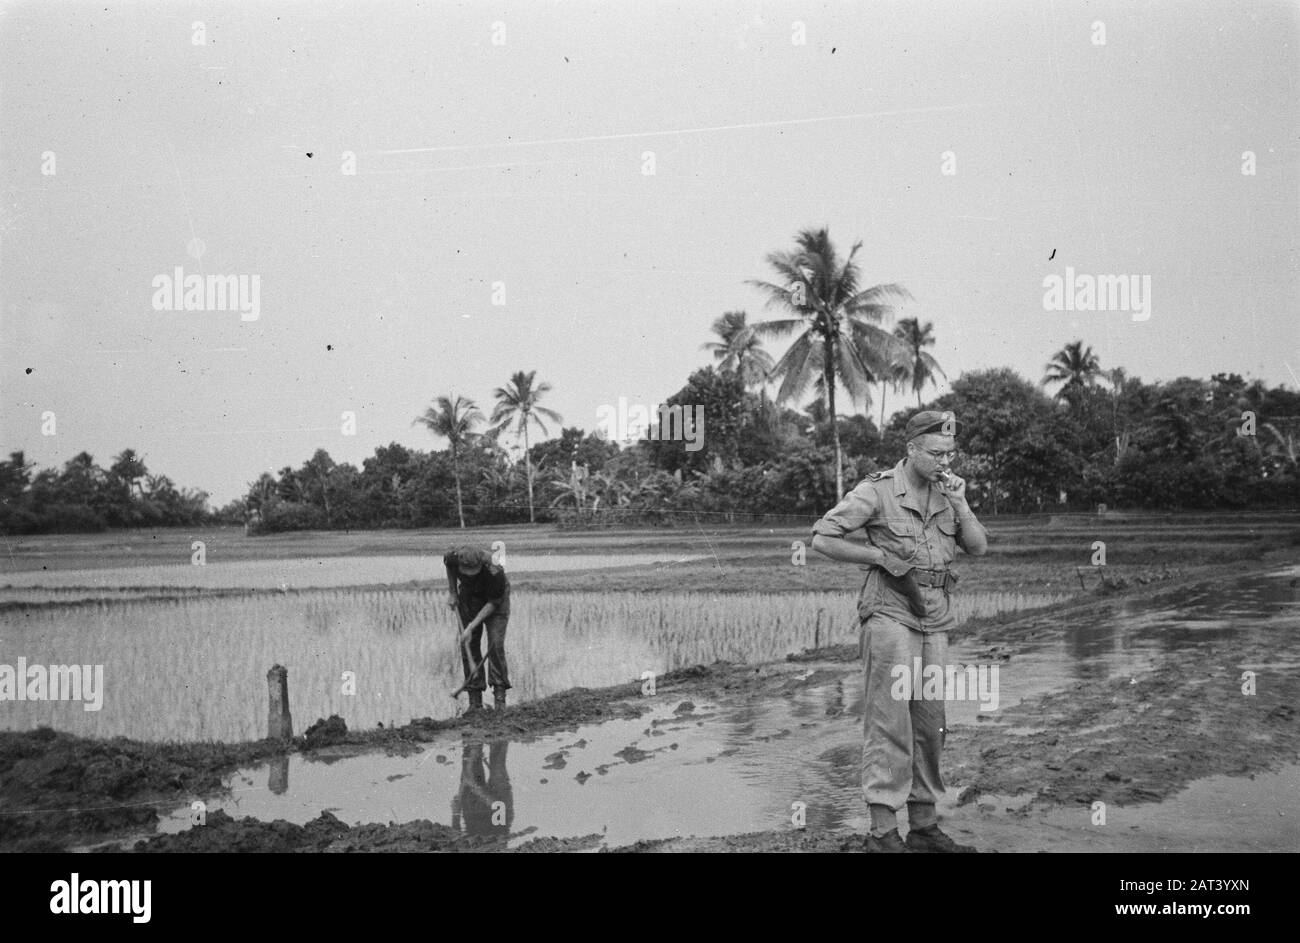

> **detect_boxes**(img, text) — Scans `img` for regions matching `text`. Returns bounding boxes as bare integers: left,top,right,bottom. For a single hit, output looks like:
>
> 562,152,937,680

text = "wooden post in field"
267,664,293,741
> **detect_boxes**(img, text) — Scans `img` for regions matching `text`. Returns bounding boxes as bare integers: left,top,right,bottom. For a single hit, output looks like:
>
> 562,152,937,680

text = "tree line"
3,228,1296,534
0,448,209,533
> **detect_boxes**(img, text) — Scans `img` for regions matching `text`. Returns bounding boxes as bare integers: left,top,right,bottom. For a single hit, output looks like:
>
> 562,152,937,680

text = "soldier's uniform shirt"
811,459,963,633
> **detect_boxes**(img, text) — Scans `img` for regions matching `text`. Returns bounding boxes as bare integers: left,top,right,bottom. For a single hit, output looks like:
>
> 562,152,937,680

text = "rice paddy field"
2,513,1296,742
1,586,1070,741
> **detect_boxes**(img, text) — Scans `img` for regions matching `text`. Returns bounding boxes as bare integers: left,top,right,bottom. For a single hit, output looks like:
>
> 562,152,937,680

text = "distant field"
2,513,1296,597
0,553,706,594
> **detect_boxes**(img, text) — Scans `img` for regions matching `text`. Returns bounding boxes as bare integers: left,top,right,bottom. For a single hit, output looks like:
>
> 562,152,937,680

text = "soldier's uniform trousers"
860,613,947,835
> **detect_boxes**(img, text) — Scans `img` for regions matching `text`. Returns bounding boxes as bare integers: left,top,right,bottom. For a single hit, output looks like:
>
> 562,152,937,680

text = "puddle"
1074,566,1300,655
107,691,866,850
956,764,1300,853
948,565,1300,728
100,656,1298,852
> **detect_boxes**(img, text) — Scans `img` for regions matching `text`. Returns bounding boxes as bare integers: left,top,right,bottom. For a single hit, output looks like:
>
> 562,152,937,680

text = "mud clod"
303,715,348,748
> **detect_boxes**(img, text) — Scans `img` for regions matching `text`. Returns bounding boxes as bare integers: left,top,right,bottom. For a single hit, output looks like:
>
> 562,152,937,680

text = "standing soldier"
811,410,988,852
444,545,512,711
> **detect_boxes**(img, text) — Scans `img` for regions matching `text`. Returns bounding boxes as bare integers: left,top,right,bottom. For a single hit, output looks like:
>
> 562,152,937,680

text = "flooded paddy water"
0,552,704,594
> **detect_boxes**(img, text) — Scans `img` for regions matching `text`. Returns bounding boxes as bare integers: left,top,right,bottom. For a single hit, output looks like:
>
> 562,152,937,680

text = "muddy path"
5,554,1298,852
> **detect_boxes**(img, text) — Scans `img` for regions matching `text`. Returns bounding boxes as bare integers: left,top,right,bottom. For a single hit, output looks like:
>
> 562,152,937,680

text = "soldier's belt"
911,568,957,590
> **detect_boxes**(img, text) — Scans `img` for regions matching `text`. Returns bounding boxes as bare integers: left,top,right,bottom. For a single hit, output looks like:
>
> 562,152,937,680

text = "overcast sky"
2,0,1296,506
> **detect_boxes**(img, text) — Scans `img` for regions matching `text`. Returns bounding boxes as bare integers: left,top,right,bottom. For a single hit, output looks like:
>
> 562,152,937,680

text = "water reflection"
1059,570,1299,675
450,741,514,841
268,755,289,795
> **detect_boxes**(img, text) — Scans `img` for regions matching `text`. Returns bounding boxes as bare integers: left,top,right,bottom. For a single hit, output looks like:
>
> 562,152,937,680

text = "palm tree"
1042,340,1102,403
475,425,511,470
490,371,562,523
1263,422,1298,469
878,360,911,430
1106,366,1133,464
894,318,947,408
414,394,483,528
143,472,176,499
748,227,911,497
275,465,306,503
110,449,148,498
246,472,277,522
701,310,774,389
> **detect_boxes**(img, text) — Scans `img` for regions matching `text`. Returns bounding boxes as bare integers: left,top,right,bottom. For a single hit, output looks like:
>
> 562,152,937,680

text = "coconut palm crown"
490,370,562,524
748,227,912,497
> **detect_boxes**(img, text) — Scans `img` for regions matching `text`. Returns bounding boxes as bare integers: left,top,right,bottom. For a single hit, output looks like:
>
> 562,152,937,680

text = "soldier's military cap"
905,410,962,441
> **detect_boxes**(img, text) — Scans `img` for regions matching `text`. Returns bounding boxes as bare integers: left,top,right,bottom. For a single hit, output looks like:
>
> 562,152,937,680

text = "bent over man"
811,410,988,853
444,545,511,711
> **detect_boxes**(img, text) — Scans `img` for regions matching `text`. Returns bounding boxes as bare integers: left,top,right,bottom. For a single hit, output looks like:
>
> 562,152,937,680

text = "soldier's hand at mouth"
939,471,967,502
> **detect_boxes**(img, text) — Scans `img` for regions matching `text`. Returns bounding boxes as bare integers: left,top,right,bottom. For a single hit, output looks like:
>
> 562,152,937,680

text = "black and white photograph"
1,0,1296,906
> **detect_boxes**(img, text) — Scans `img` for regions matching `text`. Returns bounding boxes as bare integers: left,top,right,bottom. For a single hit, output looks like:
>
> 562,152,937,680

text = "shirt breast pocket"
880,517,916,557
934,514,959,562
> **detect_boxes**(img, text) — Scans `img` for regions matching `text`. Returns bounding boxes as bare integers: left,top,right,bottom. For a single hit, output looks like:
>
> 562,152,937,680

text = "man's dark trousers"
457,601,510,693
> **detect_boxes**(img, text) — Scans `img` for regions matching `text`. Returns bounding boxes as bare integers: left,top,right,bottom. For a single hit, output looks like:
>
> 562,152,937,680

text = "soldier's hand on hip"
875,554,928,618
880,569,927,617
876,552,916,578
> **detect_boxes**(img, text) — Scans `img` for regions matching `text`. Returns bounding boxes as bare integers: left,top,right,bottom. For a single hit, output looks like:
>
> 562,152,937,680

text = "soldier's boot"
493,689,507,710
905,824,976,853
864,829,909,853
467,690,484,713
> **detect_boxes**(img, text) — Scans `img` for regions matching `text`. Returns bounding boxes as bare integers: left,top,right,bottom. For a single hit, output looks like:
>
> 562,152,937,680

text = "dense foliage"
4,366,1296,535
0,449,209,533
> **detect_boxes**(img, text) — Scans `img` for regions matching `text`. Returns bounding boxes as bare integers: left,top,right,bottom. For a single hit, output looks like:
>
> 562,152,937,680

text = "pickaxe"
450,609,490,700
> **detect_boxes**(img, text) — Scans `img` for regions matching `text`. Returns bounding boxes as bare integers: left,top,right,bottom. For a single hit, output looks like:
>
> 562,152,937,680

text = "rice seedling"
1,588,1069,741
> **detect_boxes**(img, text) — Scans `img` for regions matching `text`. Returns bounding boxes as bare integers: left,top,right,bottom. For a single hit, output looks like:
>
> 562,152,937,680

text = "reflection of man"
450,741,514,839
444,545,511,711
268,755,289,795
811,410,988,853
